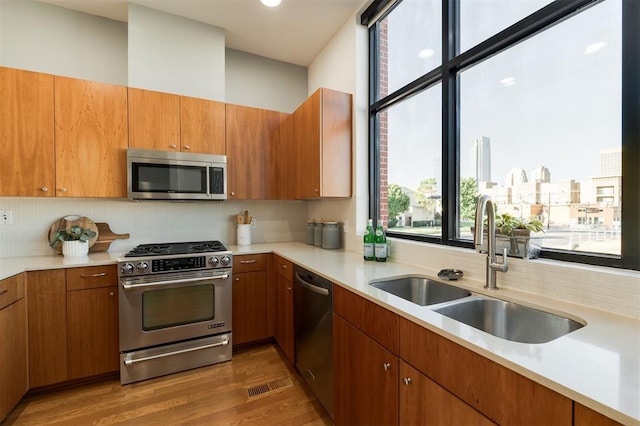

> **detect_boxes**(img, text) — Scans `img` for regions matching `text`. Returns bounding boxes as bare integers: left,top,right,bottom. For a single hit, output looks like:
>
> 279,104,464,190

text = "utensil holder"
237,224,251,246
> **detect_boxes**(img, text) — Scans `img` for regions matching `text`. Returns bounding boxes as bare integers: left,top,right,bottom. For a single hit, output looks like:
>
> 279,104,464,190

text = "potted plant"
494,213,545,259
49,226,97,257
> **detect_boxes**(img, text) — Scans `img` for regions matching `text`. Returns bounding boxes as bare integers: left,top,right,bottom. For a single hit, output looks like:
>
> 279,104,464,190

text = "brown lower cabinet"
333,285,575,426
274,255,294,363
574,403,624,426
27,266,119,388
232,254,269,346
334,313,399,425
0,274,28,422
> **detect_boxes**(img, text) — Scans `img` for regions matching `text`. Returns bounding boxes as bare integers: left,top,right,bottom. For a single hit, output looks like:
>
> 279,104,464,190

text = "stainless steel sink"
434,298,584,344
370,276,471,306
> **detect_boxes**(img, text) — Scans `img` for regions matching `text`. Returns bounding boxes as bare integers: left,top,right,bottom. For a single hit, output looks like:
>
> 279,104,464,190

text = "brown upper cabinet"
180,95,226,155
291,88,352,199
128,88,180,151
226,104,287,199
0,67,55,197
55,76,128,197
129,88,225,155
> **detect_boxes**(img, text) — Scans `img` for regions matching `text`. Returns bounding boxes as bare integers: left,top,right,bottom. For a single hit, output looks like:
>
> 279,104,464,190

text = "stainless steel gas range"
117,241,233,384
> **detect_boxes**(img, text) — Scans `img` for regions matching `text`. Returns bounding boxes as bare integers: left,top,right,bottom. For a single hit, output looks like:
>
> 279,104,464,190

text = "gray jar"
314,220,323,246
322,222,340,249
306,220,315,245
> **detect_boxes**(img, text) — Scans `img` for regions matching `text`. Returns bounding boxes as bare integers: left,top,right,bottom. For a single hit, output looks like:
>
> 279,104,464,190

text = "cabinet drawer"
274,255,293,281
66,265,117,291
0,273,25,310
334,285,399,355
233,254,267,273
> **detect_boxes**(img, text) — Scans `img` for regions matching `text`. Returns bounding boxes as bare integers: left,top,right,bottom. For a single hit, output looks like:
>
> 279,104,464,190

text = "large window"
364,0,639,270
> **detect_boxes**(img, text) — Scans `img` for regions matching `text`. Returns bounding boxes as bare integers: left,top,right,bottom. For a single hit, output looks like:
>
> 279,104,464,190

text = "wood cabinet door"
333,314,399,426
319,88,352,198
180,96,226,155
272,113,296,199
275,274,294,363
232,271,268,346
226,104,282,199
27,270,68,388
54,76,128,197
66,286,119,380
128,87,180,151
574,403,623,426
399,361,495,426
0,67,55,197
293,90,321,199
0,299,27,421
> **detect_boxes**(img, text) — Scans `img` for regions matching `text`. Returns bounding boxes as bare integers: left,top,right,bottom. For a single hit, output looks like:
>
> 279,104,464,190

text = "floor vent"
247,376,293,399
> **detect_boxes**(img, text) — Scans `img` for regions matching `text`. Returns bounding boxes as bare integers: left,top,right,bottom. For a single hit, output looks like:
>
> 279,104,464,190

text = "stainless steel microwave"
127,148,227,201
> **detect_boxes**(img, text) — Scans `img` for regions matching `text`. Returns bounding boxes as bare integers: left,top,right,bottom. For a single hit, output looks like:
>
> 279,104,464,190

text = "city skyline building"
472,136,491,183
600,147,621,177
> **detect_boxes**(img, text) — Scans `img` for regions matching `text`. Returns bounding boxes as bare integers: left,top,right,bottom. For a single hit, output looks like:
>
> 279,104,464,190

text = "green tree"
460,177,478,221
388,184,410,227
415,178,438,211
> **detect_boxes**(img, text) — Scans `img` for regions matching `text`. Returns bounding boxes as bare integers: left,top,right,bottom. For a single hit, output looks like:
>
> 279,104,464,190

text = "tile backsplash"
0,197,307,257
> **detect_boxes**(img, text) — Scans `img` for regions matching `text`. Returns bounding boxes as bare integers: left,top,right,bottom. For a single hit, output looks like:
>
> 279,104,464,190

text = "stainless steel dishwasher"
294,265,333,419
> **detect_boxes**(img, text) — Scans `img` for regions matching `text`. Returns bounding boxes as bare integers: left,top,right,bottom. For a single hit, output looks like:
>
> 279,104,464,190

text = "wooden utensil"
89,223,130,253
243,210,250,224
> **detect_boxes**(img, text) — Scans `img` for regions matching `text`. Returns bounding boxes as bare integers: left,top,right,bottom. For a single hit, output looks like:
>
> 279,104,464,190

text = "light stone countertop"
1,242,638,425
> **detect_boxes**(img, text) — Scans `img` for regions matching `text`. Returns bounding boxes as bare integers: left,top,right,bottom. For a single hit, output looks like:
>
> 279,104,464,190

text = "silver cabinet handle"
286,287,292,291
239,260,257,264
403,377,412,385
108,291,114,296
59,187,68,192
235,277,240,282
123,339,229,366
81,272,107,278
170,144,177,149
383,362,391,371
41,186,49,192
122,274,229,290
280,264,288,269
230,191,235,196
184,145,190,150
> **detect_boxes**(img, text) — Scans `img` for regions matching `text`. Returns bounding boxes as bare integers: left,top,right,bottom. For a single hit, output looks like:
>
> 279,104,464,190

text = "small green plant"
494,213,544,236
49,226,97,248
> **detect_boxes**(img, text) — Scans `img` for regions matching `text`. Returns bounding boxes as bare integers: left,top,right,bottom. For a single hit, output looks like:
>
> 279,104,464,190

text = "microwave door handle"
121,274,229,290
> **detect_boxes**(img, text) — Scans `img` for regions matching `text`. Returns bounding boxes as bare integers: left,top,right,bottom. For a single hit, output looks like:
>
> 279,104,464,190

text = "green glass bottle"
374,220,387,262
363,219,375,261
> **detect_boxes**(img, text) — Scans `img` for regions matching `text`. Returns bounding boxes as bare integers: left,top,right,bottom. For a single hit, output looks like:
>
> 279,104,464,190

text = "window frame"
365,0,639,271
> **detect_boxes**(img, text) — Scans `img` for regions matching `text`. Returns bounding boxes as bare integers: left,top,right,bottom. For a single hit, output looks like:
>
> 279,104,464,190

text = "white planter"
62,240,89,258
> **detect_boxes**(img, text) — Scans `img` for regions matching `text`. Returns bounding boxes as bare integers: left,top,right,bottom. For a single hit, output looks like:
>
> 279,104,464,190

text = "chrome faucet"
474,194,508,290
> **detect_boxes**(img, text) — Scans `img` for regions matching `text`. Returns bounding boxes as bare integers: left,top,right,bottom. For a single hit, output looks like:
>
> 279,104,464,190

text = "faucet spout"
474,195,508,290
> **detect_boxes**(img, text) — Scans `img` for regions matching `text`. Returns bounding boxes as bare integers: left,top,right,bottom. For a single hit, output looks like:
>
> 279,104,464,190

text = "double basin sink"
370,276,584,344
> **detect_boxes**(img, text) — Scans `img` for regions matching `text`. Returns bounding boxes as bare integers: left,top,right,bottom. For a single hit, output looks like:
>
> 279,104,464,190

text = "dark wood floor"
4,344,332,425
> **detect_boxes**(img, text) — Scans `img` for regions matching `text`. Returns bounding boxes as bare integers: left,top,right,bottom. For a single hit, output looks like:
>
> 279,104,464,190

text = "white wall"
226,48,307,113
307,13,369,252
0,0,127,85
128,4,225,100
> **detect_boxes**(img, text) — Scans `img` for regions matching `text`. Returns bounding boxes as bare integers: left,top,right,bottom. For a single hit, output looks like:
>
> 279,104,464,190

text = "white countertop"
1,243,638,425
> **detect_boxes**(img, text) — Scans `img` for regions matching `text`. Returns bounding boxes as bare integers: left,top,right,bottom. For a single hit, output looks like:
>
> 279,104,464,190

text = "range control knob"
136,262,149,274
120,263,134,275
220,255,231,267
209,256,220,267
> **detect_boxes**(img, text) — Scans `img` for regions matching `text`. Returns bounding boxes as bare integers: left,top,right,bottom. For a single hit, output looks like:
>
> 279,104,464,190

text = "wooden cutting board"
48,215,99,253
90,223,130,253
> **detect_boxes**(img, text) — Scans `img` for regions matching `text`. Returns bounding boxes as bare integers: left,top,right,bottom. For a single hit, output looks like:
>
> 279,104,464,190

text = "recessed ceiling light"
418,49,435,59
584,41,607,55
261,0,281,7
500,77,516,87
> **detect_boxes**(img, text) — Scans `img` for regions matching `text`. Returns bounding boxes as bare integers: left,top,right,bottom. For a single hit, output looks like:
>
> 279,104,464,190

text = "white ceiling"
38,0,368,66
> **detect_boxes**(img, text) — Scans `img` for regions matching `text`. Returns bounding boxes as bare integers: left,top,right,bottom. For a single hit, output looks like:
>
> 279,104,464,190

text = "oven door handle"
295,272,330,296
121,273,229,290
123,339,230,366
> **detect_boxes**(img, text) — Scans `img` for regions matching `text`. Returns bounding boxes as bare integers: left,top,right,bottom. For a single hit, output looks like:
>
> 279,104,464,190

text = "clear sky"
385,0,621,191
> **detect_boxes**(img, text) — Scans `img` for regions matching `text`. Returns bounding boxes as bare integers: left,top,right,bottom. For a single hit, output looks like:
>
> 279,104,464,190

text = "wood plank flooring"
4,344,332,426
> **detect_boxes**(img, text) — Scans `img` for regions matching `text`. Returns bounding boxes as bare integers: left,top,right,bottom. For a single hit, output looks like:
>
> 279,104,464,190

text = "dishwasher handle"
295,272,330,296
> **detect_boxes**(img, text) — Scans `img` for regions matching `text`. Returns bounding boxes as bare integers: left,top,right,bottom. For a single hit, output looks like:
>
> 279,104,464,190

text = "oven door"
118,269,232,352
